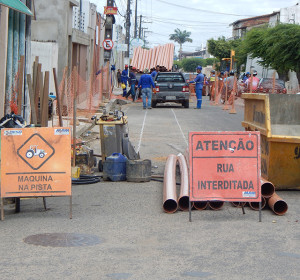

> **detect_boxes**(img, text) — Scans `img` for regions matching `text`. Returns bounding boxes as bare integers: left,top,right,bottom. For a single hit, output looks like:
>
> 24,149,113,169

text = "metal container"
242,93,300,189
103,153,127,181
96,117,128,161
126,159,151,182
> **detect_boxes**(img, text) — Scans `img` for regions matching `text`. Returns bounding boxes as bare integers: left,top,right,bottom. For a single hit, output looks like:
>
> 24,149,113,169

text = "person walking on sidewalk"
121,65,129,96
138,68,155,109
126,67,137,101
117,69,121,88
189,66,204,109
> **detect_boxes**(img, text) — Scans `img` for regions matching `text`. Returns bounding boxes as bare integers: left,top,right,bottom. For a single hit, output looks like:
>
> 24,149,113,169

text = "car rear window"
156,73,184,83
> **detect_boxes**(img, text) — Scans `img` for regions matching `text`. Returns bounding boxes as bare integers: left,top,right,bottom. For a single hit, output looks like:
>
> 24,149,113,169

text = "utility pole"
134,0,138,38
125,0,131,58
139,15,142,39
104,0,115,63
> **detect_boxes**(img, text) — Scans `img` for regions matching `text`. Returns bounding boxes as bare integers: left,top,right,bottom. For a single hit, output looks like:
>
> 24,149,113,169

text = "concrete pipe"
163,154,178,213
194,201,208,210
261,179,275,198
231,202,246,208
208,201,225,210
177,153,192,211
249,196,266,211
268,192,288,215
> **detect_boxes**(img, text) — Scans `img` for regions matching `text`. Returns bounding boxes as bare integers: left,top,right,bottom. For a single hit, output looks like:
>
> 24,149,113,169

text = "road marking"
171,109,188,147
137,110,147,153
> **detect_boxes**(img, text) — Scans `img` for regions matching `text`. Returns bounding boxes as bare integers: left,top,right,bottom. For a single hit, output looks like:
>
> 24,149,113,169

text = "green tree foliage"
207,36,243,70
169,29,193,59
179,57,218,72
240,24,300,80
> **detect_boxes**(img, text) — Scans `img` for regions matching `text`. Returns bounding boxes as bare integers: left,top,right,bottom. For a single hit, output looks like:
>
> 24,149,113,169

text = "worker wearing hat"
121,65,129,97
138,68,155,109
189,66,204,109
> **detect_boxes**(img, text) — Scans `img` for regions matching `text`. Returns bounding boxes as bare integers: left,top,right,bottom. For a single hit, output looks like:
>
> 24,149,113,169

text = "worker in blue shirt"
189,66,204,109
138,68,155,109
121,65,129,96
126,67,137,101
151,65,159,80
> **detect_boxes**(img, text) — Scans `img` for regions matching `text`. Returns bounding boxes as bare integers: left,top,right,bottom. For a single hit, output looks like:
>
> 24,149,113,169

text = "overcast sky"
90,0,298,52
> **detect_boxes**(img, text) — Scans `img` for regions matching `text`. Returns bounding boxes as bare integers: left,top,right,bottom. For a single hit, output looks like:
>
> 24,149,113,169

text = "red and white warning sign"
102,39,114,50
189,131,261,202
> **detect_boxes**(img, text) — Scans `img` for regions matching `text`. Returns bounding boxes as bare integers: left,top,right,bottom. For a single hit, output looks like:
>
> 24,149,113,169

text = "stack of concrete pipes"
163,153,225,213
232,180,288,215
131,44,175,72
163,154,288,215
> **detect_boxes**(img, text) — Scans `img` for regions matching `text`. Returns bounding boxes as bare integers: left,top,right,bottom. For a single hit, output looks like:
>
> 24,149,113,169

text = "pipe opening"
178,196,190,211
273,200,288,215
209,201,224,210
163,199,178,213
249,197,266,210
231,202,246,208
261,182,275,198
194,201,208,210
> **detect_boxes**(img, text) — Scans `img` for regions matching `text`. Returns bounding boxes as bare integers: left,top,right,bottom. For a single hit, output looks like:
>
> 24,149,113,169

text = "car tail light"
155,86,160,93
182,85,189,92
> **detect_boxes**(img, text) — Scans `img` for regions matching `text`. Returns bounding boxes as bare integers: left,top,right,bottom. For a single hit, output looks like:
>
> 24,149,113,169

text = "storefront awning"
0,0,33,16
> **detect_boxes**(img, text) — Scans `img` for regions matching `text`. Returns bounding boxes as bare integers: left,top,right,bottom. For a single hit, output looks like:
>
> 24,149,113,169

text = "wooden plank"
17,56,25,114
41,71,49,127
26,74,38,124
72,67,78,167
34,63,42,124
32,56,39,99
53,68,63,126
60,66,68,117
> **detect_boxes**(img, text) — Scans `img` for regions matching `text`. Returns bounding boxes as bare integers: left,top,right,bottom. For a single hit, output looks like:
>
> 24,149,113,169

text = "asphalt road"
0,96,299,280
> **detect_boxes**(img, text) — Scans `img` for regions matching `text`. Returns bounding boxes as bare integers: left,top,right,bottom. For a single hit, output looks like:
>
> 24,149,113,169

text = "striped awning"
0,0,33,16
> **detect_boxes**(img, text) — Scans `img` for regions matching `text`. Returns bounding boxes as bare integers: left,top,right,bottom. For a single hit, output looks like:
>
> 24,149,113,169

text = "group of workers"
116,63,260,110
117,65,157,109
188,66,260,109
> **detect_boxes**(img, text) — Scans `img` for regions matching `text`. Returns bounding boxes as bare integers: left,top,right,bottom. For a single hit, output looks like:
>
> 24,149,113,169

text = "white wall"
280,3,300,24
31,41,58,94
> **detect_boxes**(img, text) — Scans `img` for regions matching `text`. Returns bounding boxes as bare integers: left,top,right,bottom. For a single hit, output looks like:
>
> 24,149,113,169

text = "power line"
149,18,229,28
146,15,230,25
152,0,255,17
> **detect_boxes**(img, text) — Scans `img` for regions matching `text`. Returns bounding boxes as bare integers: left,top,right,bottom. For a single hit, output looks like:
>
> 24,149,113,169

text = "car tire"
151,101,157,108
183,100,189,108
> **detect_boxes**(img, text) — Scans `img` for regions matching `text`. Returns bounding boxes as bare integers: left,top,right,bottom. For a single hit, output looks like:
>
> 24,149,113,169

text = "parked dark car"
152,72,190,108
258,78,287,94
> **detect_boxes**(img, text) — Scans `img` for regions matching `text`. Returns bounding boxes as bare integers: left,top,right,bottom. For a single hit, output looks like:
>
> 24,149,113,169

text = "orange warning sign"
1,127,71,198
189,131,261,202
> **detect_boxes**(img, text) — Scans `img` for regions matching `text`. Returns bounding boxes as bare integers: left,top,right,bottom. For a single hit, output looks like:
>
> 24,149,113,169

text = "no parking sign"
102,39,114,50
